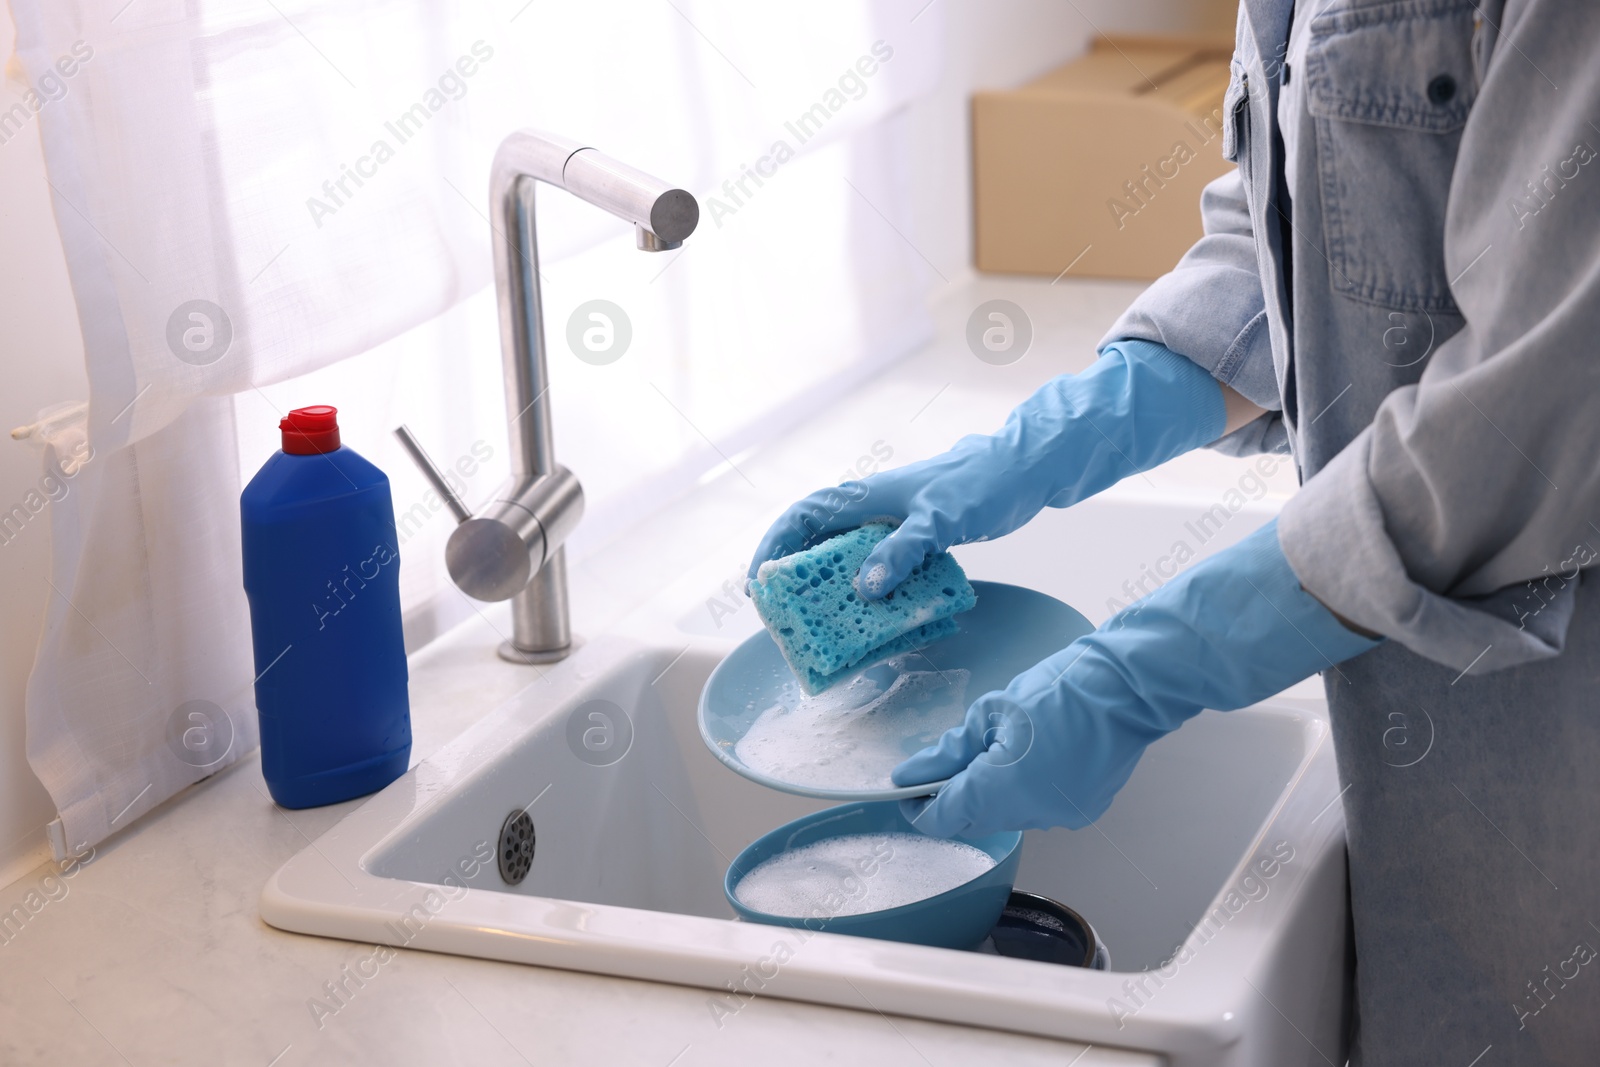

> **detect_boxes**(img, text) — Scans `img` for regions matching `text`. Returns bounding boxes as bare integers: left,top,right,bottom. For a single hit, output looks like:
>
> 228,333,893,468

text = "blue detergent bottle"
241,405,411,808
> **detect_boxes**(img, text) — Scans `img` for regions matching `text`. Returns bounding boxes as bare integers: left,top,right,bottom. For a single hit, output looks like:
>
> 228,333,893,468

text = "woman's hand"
749,340,1231,599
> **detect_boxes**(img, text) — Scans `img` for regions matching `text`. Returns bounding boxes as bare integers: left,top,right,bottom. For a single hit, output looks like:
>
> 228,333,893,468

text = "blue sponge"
749,523,978,695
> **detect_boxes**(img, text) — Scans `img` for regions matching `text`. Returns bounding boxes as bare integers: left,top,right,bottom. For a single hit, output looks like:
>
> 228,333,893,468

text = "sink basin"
262,495,1349,1066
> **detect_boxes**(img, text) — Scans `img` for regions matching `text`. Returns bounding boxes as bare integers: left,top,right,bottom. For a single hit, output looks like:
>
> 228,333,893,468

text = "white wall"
0,0,1236,881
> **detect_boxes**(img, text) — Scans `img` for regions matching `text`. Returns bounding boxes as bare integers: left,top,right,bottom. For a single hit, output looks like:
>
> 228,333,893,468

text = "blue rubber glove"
892,520,1381,837
748,341,1225,598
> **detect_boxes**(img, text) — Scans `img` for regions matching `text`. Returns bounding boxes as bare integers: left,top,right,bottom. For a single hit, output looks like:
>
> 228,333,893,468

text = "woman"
751,2,1600,1062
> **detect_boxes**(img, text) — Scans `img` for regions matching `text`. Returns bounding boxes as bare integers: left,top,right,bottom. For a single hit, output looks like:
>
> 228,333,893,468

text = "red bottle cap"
280,405,341,455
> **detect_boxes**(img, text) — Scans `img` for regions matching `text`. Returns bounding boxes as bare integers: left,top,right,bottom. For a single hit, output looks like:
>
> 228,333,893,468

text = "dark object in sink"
976,890,1110,969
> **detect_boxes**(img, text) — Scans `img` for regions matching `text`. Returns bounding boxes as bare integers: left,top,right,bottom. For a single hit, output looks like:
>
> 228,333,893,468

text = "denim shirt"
1105,0,1600,676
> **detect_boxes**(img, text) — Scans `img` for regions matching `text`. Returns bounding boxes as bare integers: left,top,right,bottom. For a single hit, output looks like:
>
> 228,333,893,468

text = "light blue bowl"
724,800,1024,950
699,580,1094,802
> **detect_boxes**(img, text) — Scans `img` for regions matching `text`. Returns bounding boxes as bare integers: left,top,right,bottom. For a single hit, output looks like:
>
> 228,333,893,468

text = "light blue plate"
698,581,1094,801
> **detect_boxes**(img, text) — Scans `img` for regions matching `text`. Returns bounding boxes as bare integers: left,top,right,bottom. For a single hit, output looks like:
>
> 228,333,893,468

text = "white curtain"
12,0,943,857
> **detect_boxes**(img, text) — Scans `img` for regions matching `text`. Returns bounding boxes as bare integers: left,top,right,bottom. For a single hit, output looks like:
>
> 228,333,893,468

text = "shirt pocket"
1305,0,1478,314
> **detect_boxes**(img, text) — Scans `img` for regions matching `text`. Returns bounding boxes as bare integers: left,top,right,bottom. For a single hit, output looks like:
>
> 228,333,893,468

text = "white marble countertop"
0,277,1294,1066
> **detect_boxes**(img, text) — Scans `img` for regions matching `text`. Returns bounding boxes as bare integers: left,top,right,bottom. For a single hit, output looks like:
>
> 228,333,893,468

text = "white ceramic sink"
261,495,1349,1066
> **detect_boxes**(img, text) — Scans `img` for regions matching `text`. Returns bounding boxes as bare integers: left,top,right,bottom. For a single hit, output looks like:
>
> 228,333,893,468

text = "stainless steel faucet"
397,131,698,663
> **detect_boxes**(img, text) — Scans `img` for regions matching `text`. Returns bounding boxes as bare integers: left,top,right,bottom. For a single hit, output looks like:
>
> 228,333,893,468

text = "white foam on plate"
733,832,997,917
733,659,971,792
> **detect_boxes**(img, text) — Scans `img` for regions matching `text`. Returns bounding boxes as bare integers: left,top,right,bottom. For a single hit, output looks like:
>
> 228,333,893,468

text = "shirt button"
1427,74,1457,105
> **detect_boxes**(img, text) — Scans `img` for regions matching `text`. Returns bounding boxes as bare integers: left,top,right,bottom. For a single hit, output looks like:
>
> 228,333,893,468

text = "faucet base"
497,637,581,665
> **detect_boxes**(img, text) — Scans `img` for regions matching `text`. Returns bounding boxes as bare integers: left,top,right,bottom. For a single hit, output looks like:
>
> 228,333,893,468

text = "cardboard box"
973,36,1235,280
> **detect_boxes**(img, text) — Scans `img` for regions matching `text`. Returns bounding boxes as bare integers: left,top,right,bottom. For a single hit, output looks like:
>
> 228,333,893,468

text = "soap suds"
733,832,996,917
857,562,889,599
734,658,970,791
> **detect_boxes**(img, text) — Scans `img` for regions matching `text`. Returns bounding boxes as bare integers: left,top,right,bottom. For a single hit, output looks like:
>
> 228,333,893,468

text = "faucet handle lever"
393,425,472,525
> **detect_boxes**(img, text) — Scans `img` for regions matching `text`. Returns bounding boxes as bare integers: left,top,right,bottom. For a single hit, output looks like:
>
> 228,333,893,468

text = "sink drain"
498,809,536,885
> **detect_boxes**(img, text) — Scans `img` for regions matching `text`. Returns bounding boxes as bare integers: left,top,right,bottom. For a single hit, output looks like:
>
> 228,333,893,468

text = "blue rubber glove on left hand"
748,341,1224,598
893,519,1381,837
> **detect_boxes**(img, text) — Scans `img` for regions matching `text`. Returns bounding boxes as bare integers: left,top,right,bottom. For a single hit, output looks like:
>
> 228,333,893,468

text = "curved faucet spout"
491,131,699,483
401,131,699,664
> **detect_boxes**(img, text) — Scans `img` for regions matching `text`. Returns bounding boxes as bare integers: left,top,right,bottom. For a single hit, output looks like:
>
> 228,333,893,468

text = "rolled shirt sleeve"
1101,168,1287,455
1279,6,1600,675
